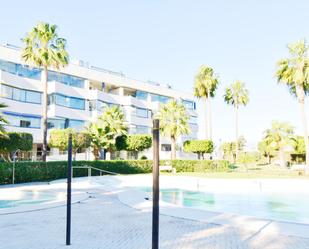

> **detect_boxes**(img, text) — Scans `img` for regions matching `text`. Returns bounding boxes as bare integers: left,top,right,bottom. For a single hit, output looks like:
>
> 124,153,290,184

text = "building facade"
0,44,198,160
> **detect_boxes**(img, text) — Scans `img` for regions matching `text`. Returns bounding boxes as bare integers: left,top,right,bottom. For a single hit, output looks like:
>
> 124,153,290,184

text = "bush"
0,159,230,185
162,160,230,172
0,132,33,161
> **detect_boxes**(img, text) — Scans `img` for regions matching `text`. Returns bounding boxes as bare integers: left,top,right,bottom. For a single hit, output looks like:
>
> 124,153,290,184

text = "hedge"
0,159,230,185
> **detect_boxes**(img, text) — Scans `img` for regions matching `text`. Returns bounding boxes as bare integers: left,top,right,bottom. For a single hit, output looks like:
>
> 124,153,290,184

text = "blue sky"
0,0,308,148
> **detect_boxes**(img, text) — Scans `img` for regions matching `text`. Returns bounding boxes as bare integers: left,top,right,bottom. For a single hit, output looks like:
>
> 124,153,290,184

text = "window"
0,59,41,80
136,91,148,100
182,100,196,110
130,125,150,134
48,71,85,88
161,144,171,151
3,112,41,128
150,94,170,104
47,118,66,129
48,93,85,110
1,84,42,104
189,116,198,124
89,100,114,112
47,118,85,129
136,107,149,118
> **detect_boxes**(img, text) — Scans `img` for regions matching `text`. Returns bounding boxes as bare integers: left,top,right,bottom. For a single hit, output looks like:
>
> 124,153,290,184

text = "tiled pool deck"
0,177,309,249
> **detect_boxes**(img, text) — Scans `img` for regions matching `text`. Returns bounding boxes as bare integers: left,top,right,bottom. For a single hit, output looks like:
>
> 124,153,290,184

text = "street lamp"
12,149,20,184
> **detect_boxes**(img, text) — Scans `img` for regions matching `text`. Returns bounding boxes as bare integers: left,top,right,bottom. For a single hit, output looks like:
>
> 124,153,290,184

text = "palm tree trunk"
279,148,286,168
207,89,212,140
171,136,176,160
204,100,209,139
296,86,309,173
235,106,239,162
41,67,48,162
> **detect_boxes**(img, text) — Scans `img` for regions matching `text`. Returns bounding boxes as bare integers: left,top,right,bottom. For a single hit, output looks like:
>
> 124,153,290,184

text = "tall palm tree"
224,81,249,161
276,39,309,169
264,121,295,168
194,65,219,140
156,100,190,160
0,103,8,137
21,22,69,161
87,106,128,160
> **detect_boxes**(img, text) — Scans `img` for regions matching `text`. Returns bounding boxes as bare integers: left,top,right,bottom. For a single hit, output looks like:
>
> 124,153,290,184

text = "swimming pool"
141,187,309,224
0,188,66,209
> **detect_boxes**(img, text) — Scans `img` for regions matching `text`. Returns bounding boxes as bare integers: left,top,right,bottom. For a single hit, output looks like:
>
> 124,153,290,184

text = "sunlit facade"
0,44,198,159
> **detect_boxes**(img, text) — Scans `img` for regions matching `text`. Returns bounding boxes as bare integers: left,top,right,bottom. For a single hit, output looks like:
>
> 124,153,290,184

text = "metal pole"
12,149,20,184
66,133,72,246
12,156,15,184
152,119,160,249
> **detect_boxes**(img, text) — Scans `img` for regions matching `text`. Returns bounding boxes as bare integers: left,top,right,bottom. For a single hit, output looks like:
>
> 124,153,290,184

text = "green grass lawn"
161,164,309,179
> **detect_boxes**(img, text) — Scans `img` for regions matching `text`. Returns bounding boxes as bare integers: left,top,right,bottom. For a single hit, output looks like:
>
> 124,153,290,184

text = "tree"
183,140,214,159
194,65,219,139
0,103,8,137
21,22,69,161
49,129,91,157
258,139,276,164
0,132,33,161
116,134,152,159
156,100,190,160
224,81,249,162
276,39,309,170
220,136,246,163
294,136,306,154
263,121,295,168
87,106,128,160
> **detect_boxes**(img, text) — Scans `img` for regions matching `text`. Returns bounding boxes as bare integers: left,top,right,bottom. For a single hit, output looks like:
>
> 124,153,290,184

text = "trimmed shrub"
0,159,230,185
162,160,230,172
183,140,214,159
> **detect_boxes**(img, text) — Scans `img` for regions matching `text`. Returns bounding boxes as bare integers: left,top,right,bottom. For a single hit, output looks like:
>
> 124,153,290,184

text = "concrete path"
1,188,309,249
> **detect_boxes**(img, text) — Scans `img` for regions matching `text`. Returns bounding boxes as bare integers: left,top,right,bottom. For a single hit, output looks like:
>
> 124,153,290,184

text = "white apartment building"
0,43,198,160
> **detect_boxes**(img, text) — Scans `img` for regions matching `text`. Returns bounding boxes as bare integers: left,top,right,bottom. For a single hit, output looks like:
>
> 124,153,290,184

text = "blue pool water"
0,189,66,209
142,187,309,224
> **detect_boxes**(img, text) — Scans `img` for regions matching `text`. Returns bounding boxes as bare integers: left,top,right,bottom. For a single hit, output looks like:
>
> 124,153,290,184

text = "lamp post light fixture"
12,149,20,184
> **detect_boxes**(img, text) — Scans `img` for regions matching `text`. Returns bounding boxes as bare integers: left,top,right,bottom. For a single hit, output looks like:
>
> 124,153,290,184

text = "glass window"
69,120,85,129
150,94,170,103
47,118,84,129
26,91,41,104
69,97,85,109
182,100,196,110
161,144,171,151
136,91,148,100
136,107,149,118
136,125,150,134
189,116,198,124
12,88,26,102
0,59,41,80
49,93,85,110
3,112,41,128
1,85,13,99
48,71,85,88
1,84,41,104
47,118,66,129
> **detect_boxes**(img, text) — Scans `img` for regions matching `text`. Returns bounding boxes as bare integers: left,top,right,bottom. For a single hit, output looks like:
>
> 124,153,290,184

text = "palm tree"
264,121,295,168
276,39,309,170
21,22,69,161
0,103,8,137
224,81,249,162
194,65,219,140
156,100,190,160
87,106,128,160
